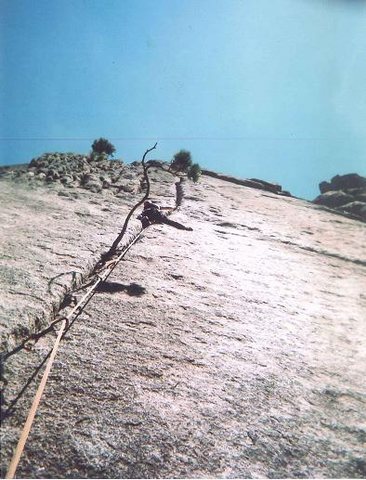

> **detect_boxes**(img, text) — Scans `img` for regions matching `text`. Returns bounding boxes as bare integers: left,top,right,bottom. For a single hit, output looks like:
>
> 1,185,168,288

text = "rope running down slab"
5,319,67,479
5,146,187,478
5,230,143,479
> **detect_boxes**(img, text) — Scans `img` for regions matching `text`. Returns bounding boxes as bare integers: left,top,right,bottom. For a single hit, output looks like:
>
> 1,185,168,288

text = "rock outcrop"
314,173,366,221
1,158,365,478
0,152,142,195
201,170,292,196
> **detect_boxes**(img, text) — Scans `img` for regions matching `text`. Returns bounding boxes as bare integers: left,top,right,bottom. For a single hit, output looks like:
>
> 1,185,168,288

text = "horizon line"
0,136,360,141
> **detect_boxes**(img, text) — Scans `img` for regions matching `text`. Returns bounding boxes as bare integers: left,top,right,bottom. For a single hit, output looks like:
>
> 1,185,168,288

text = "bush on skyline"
170,150,192,173
170,149,201,182
187,163,202,183
91,138,116,157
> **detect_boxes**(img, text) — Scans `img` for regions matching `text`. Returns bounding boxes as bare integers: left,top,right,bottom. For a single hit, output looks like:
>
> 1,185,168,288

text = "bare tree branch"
108,143,158,254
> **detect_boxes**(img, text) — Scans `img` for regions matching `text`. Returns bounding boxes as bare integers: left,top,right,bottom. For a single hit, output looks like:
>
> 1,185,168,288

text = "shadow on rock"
96,281,147,296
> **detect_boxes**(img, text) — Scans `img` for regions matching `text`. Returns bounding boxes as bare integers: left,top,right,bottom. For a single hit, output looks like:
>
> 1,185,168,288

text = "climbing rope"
6,319,67,480
4,144,188,478
1,232,142,421
1,174,185,417
5,231,145,478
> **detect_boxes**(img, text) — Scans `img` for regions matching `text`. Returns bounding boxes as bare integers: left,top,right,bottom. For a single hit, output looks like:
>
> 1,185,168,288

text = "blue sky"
1,0,365,199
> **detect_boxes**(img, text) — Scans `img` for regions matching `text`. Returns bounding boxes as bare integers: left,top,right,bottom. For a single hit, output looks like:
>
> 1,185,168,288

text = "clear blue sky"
1,0,365,199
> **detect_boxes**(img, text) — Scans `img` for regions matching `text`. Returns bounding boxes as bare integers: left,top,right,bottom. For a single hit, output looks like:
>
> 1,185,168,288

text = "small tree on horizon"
170,150,192,173
187,163,202,183
169,149,201,182
91,138,116,157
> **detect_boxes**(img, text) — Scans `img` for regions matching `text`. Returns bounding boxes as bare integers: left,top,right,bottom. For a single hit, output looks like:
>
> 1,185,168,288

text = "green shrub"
170,150,192,173
187,163,202,183
91,138,116,157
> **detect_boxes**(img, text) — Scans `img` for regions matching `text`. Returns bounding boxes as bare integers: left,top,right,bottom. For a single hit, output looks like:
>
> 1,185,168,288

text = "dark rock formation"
319,180,332,194
249,177,282,194
341,201,366,219
314,173,366,221
330,173,366,190
201,170,292,196
314,190,354,208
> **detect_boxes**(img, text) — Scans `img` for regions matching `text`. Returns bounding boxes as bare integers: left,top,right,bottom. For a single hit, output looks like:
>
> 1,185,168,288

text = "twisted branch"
108,142,157,254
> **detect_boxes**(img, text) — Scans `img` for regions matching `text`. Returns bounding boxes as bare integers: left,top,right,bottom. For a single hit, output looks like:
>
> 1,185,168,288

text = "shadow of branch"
96,281,147,296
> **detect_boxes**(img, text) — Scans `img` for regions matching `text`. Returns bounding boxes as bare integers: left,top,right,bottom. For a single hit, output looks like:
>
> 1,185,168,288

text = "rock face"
314,173,366,221
1,159,366,479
